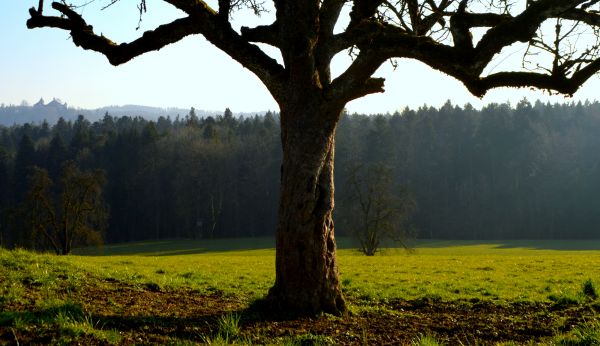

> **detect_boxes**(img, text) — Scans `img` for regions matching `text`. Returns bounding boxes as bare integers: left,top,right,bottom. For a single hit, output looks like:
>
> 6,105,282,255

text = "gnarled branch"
27,1,286,101
28,3,202,66
241,24,280,46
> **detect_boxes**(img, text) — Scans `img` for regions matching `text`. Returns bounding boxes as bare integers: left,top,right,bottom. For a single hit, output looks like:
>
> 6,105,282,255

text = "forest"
1,99,600,248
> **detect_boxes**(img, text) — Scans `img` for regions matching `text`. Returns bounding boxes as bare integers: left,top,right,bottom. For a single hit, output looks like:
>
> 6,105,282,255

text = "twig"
10,328,19,346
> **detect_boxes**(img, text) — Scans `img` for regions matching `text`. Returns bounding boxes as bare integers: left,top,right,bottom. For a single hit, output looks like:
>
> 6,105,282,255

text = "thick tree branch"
453,12,514,28
27,1,286,101
329,22,462,102
381,39,600,99
218,0,231,21
326,47,389,102
273,2,321,91
560,8,600,26
349,0,385,27
26,1,600,116
473,0,586,72
570,57,600,87
331,20,393,57
332,0,600,103
161,0,217,16
449,0,474,51
202,22,286,101
240,24,280,46
320,0,346,37
27,3,203,65
450,7,512,51
406,0,421,33
471,72,572,97
314,0,347,86
421,0,451,29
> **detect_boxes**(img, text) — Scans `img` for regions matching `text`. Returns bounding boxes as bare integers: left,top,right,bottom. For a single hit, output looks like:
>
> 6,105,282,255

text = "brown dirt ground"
0,279,596,345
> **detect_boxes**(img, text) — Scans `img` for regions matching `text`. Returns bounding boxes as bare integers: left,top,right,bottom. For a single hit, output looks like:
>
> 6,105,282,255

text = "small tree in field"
27,0,600,314
346,163,415,256
21,161,107,255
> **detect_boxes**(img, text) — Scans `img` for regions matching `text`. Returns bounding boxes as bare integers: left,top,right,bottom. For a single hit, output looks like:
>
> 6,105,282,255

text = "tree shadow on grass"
3,296,596,345
415,239,600,251
490,240,600,251
0,303,248,344
74,237,276,256
0,292,356,345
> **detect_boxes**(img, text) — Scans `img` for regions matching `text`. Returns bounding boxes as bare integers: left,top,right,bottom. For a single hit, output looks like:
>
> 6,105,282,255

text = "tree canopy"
27,1,600,102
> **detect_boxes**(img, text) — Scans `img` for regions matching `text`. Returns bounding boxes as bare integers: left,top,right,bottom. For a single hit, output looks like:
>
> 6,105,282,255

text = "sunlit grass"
77,239,600,304
3,239,600,344
4,239,600,305
338,243,600,303
70,248,275,301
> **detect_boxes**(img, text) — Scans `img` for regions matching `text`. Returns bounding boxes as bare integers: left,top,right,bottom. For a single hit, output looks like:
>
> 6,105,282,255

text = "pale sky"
1,1,599,114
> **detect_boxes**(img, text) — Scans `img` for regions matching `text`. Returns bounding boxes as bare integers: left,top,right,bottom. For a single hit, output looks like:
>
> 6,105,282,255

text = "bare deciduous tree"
27,0,600,315
346,163,415,256
22,162,107,255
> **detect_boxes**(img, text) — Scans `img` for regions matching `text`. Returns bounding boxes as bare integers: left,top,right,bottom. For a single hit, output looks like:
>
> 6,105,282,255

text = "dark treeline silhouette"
0,109,280,246
2,99,600,247
336,99,600,240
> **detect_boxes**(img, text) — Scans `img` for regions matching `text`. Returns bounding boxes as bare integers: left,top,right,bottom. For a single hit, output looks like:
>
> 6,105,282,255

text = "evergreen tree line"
0,109,280,246
1,99,600,247
336,99,600,239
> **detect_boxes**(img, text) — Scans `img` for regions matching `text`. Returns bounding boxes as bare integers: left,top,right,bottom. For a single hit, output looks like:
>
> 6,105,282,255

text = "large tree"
27,0,600,315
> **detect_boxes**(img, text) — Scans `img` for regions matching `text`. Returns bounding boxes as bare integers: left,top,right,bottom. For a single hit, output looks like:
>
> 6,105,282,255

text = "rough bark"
267,99,346,316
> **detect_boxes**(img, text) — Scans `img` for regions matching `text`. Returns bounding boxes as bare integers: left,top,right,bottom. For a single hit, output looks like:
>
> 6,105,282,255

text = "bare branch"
240,24,279,46
330,0,600,101
26,1,600,112
27,1,286,102
320,0,346,38
329,22,460,102
314,0,348,86
219,0,231,21
560,7,600,26
27,3,202,65
326,46,389,102
473,0,585,72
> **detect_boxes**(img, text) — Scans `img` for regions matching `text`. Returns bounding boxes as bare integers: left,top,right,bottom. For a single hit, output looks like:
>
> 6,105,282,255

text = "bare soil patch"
1,279,596,345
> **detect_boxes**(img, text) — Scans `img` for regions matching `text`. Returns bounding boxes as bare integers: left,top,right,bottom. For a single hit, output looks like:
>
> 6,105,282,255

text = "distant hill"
83,105,218,122
0,98,76,125
0,99,261,125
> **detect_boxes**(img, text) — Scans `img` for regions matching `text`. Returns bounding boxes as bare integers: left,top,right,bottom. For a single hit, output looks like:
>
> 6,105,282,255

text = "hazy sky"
2,1,600,114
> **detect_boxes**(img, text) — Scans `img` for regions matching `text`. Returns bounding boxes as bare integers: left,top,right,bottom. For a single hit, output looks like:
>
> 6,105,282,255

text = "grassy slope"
3,239,600,345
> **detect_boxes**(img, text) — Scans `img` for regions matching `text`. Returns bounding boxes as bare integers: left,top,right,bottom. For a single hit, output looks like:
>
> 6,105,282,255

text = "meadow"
2,239,600,345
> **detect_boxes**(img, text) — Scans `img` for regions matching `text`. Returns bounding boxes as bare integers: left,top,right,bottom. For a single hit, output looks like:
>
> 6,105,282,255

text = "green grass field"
3,239,600,345
71,238,600,303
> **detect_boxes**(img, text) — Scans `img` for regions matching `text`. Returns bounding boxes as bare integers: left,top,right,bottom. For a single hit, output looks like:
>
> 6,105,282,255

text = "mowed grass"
2,238,598,304
63,238,600,304
340,240,600,304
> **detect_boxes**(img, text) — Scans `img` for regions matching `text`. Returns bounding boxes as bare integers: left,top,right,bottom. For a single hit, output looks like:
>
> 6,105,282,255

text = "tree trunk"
267,100,346,316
